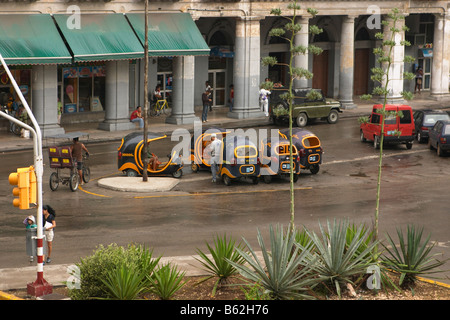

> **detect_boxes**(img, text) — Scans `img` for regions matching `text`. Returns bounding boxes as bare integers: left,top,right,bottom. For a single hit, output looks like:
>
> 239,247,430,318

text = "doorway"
208,70,226,107
312,50,329,96
354,48,370,96
417,58,432,91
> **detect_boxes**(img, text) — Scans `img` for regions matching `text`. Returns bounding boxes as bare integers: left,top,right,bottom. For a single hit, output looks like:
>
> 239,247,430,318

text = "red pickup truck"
360,104,414,149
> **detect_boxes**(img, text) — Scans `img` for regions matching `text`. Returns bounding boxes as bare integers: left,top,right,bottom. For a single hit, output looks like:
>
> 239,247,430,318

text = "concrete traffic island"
97,176,180,193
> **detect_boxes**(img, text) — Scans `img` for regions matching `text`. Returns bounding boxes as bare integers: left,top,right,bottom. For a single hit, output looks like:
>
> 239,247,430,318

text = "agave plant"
195,234,246,296
228,225,319,300
147,262,187,300
100,264,147,300
304,219,378,297
381,225,449,286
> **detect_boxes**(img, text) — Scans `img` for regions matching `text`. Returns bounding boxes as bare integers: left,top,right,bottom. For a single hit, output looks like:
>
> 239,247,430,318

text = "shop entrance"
417,57,432,91
208,70,226,107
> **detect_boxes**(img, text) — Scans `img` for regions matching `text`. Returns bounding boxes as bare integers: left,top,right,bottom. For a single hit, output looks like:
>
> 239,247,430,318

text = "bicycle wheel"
82,166,90,183
12,123,21,136
150,105,158,117
49,172,59,191
163,103,170,115
69,173,79,191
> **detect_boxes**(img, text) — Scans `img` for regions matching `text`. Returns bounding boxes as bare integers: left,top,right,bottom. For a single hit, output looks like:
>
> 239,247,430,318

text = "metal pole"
0,54,51,296
142,0,149,181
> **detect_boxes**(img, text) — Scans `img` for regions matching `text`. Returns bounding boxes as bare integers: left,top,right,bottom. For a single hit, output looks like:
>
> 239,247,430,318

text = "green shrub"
195,234,246,296
381,225,449,286
100,264,147,300
303,219,378,297
147,262,186,300
229,225,319,300
68,243,160,300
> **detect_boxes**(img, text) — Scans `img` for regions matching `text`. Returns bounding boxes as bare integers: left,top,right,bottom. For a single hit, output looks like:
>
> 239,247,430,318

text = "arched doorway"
312,30,330,96
354,27,371,96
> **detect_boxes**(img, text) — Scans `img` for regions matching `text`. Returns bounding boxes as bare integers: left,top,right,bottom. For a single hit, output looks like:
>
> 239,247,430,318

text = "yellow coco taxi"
219,135,261,186
117,131,183,178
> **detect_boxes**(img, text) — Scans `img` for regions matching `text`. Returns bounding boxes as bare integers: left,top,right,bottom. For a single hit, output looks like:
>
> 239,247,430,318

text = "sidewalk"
1,93,449,298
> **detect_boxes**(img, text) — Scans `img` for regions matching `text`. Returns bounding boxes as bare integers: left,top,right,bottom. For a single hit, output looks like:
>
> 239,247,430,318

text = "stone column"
229,16,264,119
339,15,356,109
294,16,310,89
430,13,450,99
166,55,199,124
98,60,135,131
31,65,65,137
382,14,406,104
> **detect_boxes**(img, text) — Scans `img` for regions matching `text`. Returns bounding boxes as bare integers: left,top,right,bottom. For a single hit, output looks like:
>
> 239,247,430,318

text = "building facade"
0,0,449,136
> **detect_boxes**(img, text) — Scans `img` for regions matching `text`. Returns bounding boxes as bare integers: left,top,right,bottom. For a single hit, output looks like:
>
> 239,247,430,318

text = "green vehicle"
269,88,342,127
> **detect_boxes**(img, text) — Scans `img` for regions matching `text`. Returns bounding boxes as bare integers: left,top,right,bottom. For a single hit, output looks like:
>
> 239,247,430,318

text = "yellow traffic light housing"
9,166,35,210
28,166,37,205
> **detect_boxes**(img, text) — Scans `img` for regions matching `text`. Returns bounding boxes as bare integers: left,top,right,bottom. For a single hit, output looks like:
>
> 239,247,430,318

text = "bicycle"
150,99,170,116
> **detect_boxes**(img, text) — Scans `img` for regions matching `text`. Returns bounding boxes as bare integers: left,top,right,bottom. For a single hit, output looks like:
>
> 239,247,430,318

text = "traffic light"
9,166,36,210
28,166,37,206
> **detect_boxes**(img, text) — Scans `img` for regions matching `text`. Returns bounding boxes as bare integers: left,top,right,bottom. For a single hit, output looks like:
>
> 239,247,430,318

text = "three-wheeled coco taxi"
190,128,229,173
220,135,261,186
279,128,323,174
259,136,301,183
117,132,183,178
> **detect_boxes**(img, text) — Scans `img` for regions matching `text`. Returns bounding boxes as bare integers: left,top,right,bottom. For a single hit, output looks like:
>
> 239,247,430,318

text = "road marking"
323,149,429,165
134,186,312,199
78,186,111,198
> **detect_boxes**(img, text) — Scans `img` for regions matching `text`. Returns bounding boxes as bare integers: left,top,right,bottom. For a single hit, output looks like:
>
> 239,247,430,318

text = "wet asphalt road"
0,118,449,284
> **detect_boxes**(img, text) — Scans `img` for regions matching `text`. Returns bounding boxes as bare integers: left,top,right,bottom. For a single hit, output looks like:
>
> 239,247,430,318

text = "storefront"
0,68,32,108
59,65,106,114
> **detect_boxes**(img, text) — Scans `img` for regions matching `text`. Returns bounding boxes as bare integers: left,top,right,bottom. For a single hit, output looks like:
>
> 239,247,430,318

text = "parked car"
269,88,342,127
428,120,450,156
413,109,450,143
360,104,414,149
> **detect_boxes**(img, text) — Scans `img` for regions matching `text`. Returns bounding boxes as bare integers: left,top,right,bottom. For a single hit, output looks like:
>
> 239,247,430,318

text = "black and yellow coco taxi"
219,134,260,186
259,136,300,183
190,127,229,173
279,128,323,174
117,131,183,178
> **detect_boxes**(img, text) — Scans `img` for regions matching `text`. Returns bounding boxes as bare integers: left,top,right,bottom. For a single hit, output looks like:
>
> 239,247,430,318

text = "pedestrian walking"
70,137,89,185
259,85,271,117
202,89,212,123
207,133,222,183
42,204,56,264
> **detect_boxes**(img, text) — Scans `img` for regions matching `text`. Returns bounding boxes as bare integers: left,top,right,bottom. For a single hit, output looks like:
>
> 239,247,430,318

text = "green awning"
53,14,144,62
126,13,210,56
0,14,72,65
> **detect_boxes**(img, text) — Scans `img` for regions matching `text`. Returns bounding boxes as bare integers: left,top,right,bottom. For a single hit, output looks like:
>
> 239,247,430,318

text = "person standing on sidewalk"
208,133,222,183
42,205,56,264
205,81,213,111
228,84,234,112
202,89,212,123
259,85,271,117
